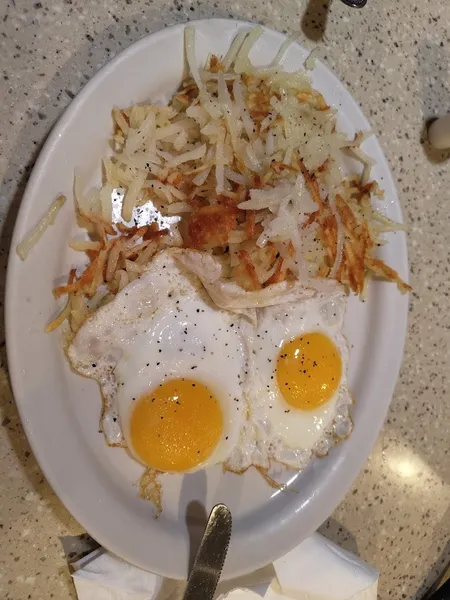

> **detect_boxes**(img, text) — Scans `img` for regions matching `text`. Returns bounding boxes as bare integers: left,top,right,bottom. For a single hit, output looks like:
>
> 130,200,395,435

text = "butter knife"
182,504,232,600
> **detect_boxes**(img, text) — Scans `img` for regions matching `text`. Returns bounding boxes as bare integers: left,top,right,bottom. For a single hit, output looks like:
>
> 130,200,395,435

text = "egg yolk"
129,378,223,473
276,332,342,410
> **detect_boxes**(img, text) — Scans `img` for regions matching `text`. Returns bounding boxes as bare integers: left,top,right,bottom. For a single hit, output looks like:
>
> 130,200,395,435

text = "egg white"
68,250,252,472
227,290,353,473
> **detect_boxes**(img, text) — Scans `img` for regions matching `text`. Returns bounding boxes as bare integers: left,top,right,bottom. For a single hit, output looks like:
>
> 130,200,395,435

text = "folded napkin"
70,533,378,600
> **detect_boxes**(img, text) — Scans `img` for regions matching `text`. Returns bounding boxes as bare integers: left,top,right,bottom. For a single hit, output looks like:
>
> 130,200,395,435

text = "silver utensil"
340,0,367,7
182,504,232,600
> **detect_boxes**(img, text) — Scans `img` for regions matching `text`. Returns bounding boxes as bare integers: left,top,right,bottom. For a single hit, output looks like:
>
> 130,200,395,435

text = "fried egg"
68,250,251,474
227,290,353,472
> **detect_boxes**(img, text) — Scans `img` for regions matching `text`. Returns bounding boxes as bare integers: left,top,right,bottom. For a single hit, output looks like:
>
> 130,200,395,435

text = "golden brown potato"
187,205,240,249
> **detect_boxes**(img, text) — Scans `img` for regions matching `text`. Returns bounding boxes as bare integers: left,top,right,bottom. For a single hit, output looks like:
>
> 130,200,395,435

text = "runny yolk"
276,332,342,410
129,378,223,473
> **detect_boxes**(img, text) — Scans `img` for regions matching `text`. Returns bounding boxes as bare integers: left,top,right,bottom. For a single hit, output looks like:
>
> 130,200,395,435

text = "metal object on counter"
422,561,450,600
182,504,232,600
428,115,450,150
340,0,367,7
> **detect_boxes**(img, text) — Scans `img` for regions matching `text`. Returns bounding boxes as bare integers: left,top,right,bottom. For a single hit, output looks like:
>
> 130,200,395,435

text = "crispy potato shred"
138,468,162,518
47,219,168,335
47,25,410,336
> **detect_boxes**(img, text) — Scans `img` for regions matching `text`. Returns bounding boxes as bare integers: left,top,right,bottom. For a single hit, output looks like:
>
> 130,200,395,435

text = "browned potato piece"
187,205,240,249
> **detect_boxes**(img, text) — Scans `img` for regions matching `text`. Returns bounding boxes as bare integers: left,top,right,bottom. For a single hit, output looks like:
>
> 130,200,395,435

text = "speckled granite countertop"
1,0,449,598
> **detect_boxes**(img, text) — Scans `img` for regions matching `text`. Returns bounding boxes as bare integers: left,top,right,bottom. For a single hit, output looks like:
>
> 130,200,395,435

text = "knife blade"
182,504,232,600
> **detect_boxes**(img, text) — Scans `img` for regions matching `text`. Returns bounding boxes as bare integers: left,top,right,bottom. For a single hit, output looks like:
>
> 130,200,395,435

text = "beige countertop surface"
1,0,449,598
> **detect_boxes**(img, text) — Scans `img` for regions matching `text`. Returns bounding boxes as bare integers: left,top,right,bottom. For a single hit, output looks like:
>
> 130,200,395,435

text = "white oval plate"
6,19,409,579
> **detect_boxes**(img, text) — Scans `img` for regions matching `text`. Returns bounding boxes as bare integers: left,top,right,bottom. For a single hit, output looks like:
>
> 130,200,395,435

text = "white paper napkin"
71,533,378,600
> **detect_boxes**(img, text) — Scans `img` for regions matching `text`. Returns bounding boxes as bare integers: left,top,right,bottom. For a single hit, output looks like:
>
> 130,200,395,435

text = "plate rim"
5,17,410,579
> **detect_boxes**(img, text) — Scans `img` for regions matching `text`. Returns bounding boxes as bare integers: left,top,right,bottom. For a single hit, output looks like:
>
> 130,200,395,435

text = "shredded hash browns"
45,26,411,334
